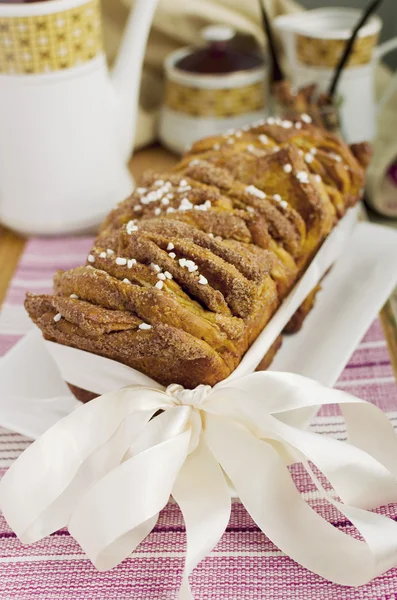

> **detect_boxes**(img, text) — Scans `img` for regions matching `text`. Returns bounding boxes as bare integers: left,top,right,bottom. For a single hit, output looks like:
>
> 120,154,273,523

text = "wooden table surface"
1,145,397,378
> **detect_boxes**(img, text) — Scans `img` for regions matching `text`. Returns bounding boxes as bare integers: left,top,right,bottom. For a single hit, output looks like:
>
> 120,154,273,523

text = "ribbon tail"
205,414,397,587
0,387,165,543
300,453,397,581
172,436,231,600
69,429,191,571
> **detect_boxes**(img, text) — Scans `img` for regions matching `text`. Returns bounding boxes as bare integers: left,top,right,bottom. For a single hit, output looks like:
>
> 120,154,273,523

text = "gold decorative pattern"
165,80,266,118
296,33,379,69
0,0,103,75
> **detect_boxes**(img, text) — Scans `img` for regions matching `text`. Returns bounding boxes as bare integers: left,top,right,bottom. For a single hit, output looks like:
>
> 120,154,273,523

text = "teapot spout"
112,0,159,163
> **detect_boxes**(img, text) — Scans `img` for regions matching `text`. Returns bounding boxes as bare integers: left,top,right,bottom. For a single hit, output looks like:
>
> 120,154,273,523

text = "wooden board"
0,145,396,379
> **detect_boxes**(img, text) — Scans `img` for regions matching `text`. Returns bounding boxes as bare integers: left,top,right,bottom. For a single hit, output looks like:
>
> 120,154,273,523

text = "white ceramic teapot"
0,0,158,235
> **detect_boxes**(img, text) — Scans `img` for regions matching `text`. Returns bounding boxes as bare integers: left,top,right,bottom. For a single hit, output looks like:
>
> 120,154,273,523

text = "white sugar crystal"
281,120,293,129
310,147,317,155
259,134,269,145
298,149,304,156
273,146,280,152
150,263,161,273
53,313,62,323
127,259,136,268
134,205,142,212
295,122,302,130
301,113,312,124
136,187,147,194
154,179,164,186
198,275,208,285
314,174,322,183
329,152,342,162
169,252,176,259
87,254,95,263
186,260,198,273
126,220,139,233
273,194,282,202
166,207,176,214
246,185,266,199
305,153,314,164
157,272,166,280
179,197,194,211
154,208,161,216
106,248,114,256
167,242,175,251
164,271,173,280
139,323,152,330
123,278,131,284
161,197,170,206
280,200,289,209
179,179,188,186
155,280,164,290
99,252,107,259
267,117,275,125
179,258,187,267
283,163,292,173
70,294,79,299
116,257,127,266
296,171,310,184
213,143,220,151
208,233,215,238
246,206,255,213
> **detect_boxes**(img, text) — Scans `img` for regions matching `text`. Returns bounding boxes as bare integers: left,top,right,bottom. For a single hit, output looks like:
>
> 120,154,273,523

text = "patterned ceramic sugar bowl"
159,26,268,154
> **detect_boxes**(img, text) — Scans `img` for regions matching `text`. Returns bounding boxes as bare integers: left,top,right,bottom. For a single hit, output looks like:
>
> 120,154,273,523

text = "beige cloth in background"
102,0,397,209
102,0,301,149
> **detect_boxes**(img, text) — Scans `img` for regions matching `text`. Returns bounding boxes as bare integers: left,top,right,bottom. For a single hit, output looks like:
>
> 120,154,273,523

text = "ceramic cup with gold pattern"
275,8,397,144
159,39,268,155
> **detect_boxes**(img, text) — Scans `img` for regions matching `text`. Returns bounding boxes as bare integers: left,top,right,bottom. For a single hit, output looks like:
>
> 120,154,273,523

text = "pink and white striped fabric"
0,237,397,600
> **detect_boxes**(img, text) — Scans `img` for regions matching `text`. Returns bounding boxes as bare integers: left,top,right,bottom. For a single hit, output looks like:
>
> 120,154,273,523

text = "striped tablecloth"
1,237,397,600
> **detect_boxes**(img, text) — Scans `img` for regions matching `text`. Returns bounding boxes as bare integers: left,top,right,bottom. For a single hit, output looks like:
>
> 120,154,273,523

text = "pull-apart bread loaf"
26,115,367,390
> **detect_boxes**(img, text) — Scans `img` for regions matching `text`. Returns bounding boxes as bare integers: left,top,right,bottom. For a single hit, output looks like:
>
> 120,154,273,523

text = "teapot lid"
175,25,264,74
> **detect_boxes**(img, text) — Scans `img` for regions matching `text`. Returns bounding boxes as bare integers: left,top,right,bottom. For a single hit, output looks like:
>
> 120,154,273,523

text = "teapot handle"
375,37,397,114
112,0,159,162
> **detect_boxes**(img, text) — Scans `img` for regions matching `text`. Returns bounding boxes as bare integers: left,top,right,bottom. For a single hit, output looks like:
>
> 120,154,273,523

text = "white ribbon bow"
2,371,397,599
